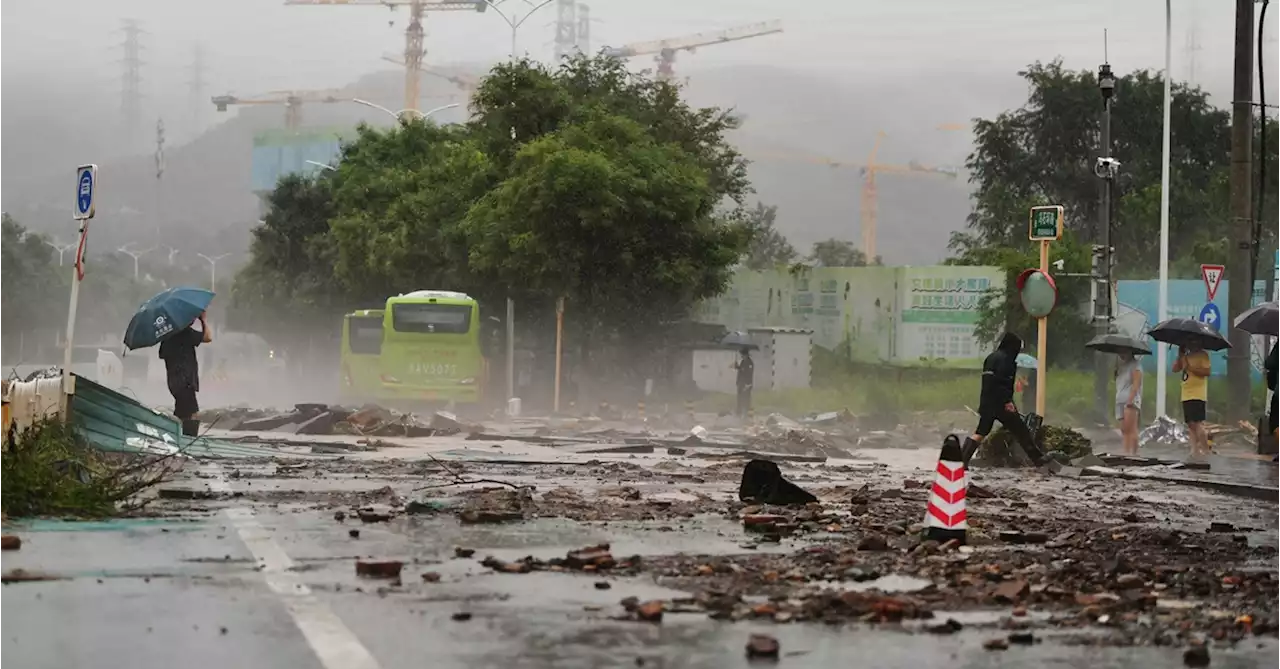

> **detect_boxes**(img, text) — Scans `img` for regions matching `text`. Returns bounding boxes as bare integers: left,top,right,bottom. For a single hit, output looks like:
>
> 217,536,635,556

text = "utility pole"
576,4,590,53
188,44,208,136
1227,0,1255,420
1093,59,1117,423
154,118,165,241
553,0,576,62
117,19,146,146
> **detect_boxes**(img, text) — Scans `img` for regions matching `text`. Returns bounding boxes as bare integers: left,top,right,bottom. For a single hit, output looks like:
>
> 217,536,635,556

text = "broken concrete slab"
233,412,302,432
295,411,342,436
1070,453,1107,468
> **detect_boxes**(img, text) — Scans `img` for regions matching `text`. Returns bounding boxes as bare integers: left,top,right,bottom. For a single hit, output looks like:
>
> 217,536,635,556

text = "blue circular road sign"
76,168,94,217
1198,302,1222,331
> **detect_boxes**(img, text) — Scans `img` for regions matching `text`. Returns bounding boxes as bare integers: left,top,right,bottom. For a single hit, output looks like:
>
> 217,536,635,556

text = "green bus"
340,291,486,405
340,309,384,401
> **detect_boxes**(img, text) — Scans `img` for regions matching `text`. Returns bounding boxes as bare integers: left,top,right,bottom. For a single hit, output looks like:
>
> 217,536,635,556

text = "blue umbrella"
123,286,215,351
1015,353,1038,369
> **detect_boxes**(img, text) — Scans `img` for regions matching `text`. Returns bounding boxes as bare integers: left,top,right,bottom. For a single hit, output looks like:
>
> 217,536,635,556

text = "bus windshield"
347,316,383,355
391,303,472,334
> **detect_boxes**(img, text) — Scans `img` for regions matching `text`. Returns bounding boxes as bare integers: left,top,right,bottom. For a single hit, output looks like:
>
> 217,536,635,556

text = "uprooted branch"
413,452,530,491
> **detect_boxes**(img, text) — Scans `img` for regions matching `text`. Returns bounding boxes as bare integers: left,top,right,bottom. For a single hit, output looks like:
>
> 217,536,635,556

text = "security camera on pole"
63,164,99,418
1093,59,1118,422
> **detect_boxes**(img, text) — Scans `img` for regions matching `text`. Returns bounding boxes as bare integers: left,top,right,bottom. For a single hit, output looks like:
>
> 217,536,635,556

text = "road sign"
1200,264,1224,302
1198,302,1222,331
74,164,98,220
1028,205,1064,241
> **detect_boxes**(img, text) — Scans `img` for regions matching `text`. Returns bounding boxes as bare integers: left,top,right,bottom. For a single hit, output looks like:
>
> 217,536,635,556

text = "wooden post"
1036,239,1049,417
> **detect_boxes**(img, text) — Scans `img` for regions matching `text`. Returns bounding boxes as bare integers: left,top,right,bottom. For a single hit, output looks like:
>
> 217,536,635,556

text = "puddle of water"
806,574,933,593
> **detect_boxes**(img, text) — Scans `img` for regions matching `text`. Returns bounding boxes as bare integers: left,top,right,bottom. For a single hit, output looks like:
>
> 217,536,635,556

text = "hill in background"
1,62,1032,266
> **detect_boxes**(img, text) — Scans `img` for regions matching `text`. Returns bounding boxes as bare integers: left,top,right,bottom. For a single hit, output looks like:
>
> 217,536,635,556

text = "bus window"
391,303,472,334
348,316,384,354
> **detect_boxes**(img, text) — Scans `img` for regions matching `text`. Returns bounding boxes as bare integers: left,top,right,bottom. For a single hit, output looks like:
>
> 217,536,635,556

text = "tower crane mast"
284,0,487,111
603,20,782,82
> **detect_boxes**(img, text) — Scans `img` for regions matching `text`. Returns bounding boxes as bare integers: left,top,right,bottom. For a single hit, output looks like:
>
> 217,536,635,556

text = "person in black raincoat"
159,311,212,431
733,349,754,418
1267,342,1277,448
959,332,1049,468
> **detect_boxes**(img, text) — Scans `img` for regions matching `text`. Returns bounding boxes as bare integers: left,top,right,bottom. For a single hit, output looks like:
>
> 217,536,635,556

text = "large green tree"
951,60,1277,366
808,238,879,267
2,215,65,352
231,53,754,358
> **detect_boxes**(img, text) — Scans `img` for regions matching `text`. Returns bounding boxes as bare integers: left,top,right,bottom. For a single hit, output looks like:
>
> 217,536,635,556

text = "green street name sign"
1028,205,1064,241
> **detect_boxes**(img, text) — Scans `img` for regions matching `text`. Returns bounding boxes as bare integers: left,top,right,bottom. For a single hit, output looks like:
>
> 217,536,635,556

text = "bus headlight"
458,377,476,385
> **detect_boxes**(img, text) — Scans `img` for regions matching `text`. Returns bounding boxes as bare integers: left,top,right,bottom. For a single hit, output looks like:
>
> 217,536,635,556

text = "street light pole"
1156,0,1173,419
484,0,557,58
118,244,155,280
351,99,460,124
1093,60,1117,423
45,239,74,266
197,252,231,291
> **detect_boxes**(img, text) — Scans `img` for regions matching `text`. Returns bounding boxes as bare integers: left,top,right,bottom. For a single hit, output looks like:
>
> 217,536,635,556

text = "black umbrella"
1085,333,1152,356
1233,301,1278,336
720,330,758,350
1147,317,1232,351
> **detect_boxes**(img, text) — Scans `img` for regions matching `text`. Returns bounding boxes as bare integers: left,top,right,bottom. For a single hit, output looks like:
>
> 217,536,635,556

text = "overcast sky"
3,0,1276,113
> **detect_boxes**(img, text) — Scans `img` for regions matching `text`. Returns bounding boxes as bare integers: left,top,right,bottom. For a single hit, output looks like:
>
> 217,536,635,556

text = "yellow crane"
211,89,355,130
382,55,479,93
741,132,960,260
284,0,487,111
603,20,783,82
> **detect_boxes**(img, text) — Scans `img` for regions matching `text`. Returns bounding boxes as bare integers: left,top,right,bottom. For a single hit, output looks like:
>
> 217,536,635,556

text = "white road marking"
203,464,382,669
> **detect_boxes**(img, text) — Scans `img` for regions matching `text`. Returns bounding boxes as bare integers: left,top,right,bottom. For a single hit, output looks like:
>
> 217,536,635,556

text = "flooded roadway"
3,427,1277,668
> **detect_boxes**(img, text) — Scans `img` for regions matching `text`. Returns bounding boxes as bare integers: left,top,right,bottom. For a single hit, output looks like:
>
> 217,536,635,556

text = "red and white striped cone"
923,434,968,544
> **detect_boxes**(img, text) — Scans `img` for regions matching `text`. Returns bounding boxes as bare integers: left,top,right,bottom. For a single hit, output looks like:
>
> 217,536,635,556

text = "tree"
229,174,343,338
808,238,880,267
952,60,1278,366
2,215,65,356
741,203,797,270
230,54,753,365
957,60,1277,279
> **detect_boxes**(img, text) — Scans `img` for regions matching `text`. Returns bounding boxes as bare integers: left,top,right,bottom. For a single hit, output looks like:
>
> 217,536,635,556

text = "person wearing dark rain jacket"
960,332,1049,468
159,311,212,435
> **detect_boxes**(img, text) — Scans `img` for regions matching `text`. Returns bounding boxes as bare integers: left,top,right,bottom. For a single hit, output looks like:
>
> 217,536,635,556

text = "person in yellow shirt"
1172,344,1211,457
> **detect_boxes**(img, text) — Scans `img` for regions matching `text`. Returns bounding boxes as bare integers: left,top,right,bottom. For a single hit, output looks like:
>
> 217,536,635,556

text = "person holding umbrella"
1172,343,1212,457
1114,350,1143,455
1232,301,1278,451
1147,317,1231,459
123,286,216,436
720,331,756,419
1085,333,1151,456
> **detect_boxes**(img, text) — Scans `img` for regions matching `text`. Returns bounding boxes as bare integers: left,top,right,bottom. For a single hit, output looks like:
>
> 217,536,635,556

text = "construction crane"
211,89,355,131
603,20,783,82
382,54,479,93
284,0,487,111
741,132,960,260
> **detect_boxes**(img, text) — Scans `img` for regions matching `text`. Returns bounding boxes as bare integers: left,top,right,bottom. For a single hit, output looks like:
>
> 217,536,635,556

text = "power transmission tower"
576,4,590,54
117,19,146,143
553,0,576,62
1185,22,1203,83
188,44,208,135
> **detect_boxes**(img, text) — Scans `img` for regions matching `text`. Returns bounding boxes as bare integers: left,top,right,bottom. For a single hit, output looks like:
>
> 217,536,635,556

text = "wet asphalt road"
4,432,1279,669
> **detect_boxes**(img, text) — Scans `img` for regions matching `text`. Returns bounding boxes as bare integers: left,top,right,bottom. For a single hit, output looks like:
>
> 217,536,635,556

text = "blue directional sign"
1198,302,1222,331
74,164,98,220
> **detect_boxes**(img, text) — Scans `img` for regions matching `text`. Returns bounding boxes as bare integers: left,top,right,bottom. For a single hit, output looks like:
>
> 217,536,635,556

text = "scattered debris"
1,535,21,551
451,612,473,622
738,459,818,505
454,547,476,559
348,529,360,539
1183,644,1211,667
355,560,403,579
983,638,1010,651
1,569,66,583
979,424,1092,467
745,633,780,659
421,572,442,583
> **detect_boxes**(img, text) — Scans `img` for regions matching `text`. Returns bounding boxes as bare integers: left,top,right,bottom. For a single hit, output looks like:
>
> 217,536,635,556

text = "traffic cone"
923,434,968,544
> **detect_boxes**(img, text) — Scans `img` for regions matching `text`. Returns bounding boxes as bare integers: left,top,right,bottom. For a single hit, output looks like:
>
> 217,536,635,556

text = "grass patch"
1,418,177,518
699,356,1269,427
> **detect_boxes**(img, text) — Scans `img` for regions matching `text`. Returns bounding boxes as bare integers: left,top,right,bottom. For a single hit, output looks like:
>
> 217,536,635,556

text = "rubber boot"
182,419,200,437
960,437,980,468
